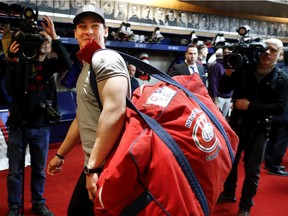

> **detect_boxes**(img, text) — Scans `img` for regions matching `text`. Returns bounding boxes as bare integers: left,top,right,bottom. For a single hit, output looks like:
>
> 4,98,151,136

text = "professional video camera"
12,6,46,61
224,25,268,70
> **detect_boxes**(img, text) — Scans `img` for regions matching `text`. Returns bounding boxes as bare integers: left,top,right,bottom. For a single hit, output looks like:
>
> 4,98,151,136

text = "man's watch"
83,165,102,175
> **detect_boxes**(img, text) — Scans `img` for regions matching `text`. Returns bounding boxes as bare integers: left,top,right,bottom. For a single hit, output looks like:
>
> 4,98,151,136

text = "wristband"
56,153,65,160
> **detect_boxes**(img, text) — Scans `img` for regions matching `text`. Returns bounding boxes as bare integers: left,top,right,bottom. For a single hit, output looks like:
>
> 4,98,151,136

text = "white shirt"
188,64,198,74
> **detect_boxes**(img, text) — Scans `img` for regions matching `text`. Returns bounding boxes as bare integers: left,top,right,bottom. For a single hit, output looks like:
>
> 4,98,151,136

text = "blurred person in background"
208,46,233,119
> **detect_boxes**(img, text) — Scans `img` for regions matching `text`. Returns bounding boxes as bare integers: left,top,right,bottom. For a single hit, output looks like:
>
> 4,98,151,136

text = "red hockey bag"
91,51,239,216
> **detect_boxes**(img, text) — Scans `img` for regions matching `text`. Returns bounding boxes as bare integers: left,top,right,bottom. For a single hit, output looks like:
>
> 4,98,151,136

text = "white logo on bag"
146,86,177,108
185,109,201,128
193,113,219,153
186,109,220,155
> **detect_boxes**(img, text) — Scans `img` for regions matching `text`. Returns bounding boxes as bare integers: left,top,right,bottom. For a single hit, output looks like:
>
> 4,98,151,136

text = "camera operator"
216,38,288,216
5,15,71,216
264,47,288,176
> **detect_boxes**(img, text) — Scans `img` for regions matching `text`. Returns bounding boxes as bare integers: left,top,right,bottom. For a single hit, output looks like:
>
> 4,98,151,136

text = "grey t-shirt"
76,49,131,164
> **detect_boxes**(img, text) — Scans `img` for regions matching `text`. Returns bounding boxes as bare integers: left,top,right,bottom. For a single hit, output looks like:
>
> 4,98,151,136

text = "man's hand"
9,41,20,55
235,98,250,110
47,156,64,175
7,41,20,61
41,15,58,39
86,173,99,201
213,97,222,110
225,69,233,76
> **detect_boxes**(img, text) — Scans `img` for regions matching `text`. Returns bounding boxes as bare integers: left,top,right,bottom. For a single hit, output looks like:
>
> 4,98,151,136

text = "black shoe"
31,204,54,216
237,209,250,216
216,192,236,204
7,208,21,216
268,169,288,176
265,165,285,171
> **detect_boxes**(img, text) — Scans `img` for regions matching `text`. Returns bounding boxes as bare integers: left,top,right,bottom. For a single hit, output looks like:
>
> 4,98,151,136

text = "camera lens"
23,7,36,19
224,53,242,69
21,43,38,59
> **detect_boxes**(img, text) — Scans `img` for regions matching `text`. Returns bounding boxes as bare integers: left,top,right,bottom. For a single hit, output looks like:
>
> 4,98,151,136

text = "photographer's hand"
225,69,233,76
7,41,19,61
235,98,250,110
41,15,58,40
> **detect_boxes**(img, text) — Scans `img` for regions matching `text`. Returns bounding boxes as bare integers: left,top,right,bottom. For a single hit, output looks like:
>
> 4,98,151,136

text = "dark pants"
223,118,267,211
265,121,288,169
7,127,50,208
67,171,95,216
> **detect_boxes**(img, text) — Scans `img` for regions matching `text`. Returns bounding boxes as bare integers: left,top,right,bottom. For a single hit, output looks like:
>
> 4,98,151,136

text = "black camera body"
39,100,62,123
12,7,46,61
224,26,268,70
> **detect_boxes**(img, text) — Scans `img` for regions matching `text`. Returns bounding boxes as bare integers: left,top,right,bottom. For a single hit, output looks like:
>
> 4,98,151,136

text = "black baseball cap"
73,4,105,25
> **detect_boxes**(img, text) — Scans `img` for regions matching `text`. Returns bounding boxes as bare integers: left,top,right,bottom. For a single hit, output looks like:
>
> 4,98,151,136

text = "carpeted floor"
211,151,288,216
0,144,287,216
0,143,84,216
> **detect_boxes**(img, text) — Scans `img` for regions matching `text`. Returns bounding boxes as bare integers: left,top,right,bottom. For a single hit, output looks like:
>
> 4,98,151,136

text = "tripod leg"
21,128,26,216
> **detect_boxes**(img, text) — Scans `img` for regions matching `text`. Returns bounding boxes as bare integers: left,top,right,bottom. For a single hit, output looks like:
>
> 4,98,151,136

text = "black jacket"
168,62,207,85
5,40,71,128
0,54,12,107
219,65,288,122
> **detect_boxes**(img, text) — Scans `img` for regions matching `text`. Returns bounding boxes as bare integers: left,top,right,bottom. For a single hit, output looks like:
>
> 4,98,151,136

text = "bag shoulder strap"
89,66,102,111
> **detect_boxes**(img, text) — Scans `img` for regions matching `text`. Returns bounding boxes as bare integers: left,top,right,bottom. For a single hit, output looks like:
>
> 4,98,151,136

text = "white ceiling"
180,0,288,18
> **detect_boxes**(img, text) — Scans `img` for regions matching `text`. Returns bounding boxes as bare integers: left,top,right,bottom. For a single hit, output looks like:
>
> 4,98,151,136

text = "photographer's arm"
42,15,72,71
41,15,59,40
51,40,72,71
5,41,23,98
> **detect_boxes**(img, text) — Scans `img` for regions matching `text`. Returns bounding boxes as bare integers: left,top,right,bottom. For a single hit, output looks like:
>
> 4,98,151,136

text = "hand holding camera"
11,7,58,61
41,15,59,40
235,98,250,110
7,41,20,61
225,69,233,76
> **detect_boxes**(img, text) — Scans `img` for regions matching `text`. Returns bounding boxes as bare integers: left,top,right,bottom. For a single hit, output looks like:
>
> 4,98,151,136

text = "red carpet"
211,149,288,216
0,144,287,216
0,144,84,216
